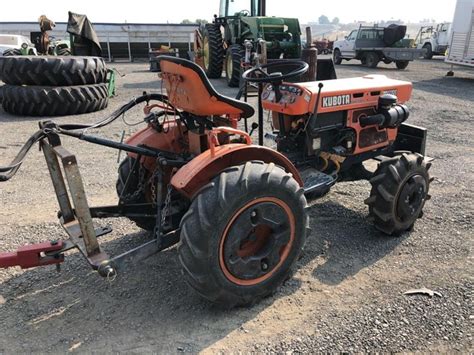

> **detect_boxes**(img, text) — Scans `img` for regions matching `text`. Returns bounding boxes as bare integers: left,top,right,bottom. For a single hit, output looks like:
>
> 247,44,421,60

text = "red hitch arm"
0,240,65,269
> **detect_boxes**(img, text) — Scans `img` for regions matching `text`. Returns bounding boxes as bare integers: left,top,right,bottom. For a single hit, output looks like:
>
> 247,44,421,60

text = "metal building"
0,22,198,61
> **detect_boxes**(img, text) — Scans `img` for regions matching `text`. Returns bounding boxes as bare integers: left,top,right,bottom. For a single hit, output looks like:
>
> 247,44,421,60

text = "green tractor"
195,0,303,87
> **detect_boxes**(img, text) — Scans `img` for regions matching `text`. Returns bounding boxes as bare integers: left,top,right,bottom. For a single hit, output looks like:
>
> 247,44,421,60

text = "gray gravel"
0,57,473,353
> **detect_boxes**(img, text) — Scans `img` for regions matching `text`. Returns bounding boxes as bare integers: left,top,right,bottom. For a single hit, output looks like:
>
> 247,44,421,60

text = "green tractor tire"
202,24,224,79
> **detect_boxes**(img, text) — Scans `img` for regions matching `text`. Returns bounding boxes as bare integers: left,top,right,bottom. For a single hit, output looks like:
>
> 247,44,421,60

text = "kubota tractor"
0,56,431,307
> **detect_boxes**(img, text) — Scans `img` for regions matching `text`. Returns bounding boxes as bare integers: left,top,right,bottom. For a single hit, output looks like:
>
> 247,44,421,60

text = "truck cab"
415,22,452,59
336,30,358,58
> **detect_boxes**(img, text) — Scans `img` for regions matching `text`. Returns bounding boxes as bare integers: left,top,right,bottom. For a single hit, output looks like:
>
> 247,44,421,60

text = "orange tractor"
0,57,431,307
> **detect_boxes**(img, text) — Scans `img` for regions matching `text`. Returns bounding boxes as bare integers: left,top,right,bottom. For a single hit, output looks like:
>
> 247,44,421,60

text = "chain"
122,162,146,203
159,184,173,233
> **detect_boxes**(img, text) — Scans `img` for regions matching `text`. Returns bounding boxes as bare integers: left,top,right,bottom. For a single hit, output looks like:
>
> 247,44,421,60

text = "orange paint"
219,197,295,286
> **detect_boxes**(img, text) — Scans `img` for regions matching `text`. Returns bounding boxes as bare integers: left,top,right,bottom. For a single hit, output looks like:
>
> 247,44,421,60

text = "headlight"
21,43,28,49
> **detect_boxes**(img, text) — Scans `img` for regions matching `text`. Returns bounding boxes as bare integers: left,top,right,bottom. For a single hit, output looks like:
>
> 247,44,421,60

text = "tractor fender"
171,144,303,199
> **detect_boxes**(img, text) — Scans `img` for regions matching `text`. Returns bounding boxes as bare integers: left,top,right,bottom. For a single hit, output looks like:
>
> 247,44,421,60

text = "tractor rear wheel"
0,56,107,86
364,52,379,68
365,153,431,235
202,24,224,78
116,157,155,231
178,161,309,307
1,83,108,116
2,49,21,56
225,44,244,87
333,49,342,65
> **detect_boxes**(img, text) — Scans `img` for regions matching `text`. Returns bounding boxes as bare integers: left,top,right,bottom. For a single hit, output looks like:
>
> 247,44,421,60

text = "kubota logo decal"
322,95,351,108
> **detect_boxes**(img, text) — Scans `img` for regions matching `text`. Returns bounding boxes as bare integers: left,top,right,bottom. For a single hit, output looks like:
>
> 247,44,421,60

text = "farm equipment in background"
414,23,451,59
445,0,474,75
149,45,179,72
314,38,333,54
0,56,431,307
29,15,71,56
193,0,336,87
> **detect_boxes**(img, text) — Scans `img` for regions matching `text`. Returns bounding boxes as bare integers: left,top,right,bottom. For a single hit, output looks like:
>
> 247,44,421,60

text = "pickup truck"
333,25,424,69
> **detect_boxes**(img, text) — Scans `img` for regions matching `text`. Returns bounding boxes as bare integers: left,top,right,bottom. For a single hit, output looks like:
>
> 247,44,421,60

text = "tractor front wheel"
202,24,224,79
365,153,431,235
178,161,309,307
225,44,244,87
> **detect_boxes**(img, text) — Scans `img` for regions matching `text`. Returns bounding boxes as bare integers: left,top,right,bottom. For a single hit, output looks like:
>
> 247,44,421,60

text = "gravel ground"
0,58,472,353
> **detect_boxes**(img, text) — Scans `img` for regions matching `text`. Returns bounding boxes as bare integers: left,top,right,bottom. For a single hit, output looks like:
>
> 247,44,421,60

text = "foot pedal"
300,167,335,195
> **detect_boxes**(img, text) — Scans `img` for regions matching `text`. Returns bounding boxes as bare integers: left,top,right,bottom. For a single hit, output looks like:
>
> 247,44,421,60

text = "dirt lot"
0,58,472,353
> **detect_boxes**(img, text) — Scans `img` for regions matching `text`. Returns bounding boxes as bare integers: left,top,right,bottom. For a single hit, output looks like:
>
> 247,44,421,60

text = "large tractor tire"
365,153,431,236
333,49,342,65
0,56,107,86
202,24,224,78
178,161,309,307
2,48,21,56
423,43,433,59
225,44,244,87
1,83,108,116
116,157,155,231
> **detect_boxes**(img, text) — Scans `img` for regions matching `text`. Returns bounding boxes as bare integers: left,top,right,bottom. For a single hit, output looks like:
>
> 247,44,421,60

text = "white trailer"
445,0,474,74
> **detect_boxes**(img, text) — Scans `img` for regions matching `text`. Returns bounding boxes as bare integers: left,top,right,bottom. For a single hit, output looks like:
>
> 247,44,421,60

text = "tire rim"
226,53,233,80
219,197,295,286
396,174,427,223
203,37,210,70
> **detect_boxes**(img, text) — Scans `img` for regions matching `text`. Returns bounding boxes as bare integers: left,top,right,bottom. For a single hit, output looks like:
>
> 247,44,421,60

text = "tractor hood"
241,17,301,40
240,16,302,58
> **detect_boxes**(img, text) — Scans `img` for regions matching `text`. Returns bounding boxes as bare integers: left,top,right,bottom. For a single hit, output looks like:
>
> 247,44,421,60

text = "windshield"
0,35,19,46
220,0,258,16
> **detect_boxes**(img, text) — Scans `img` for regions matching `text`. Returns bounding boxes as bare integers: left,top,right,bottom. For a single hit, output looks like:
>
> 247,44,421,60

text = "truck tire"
225,44,244,87
0,56,107,86
1,83,108,116
178,161,309,307
365,153,431,235
364,52,379,68
396,61,409,70
333,49,342,65
202,24,224,79
423,43,433,59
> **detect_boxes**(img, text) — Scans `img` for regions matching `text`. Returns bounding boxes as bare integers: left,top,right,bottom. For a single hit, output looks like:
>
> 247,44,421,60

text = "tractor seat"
158,56,254,119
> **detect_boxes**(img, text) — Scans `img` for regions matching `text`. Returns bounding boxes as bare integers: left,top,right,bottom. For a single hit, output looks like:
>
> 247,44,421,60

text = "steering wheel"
242,60,309,84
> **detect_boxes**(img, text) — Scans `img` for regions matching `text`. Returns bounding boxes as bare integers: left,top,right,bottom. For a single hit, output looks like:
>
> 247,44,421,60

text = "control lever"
249,122,259,136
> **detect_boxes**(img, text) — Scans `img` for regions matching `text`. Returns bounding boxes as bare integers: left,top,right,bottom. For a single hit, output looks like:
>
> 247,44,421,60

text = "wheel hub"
203,38,210,70
221,199,293,283
397,174,427,222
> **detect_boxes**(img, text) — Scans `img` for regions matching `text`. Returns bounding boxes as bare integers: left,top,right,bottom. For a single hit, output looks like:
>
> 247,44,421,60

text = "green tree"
181,19,193,24
195,19,209,25
332,17,340,25
318,15,330,24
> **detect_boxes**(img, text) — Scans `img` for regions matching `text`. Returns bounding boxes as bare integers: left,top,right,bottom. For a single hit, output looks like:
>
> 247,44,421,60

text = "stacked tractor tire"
0,56,108,116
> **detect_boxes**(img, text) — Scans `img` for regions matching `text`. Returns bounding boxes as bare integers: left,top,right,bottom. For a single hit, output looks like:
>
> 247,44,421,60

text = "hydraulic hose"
0,93,172,182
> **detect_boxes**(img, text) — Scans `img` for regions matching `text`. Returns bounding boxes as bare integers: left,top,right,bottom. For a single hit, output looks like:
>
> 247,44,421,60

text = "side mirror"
344,36,348,40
